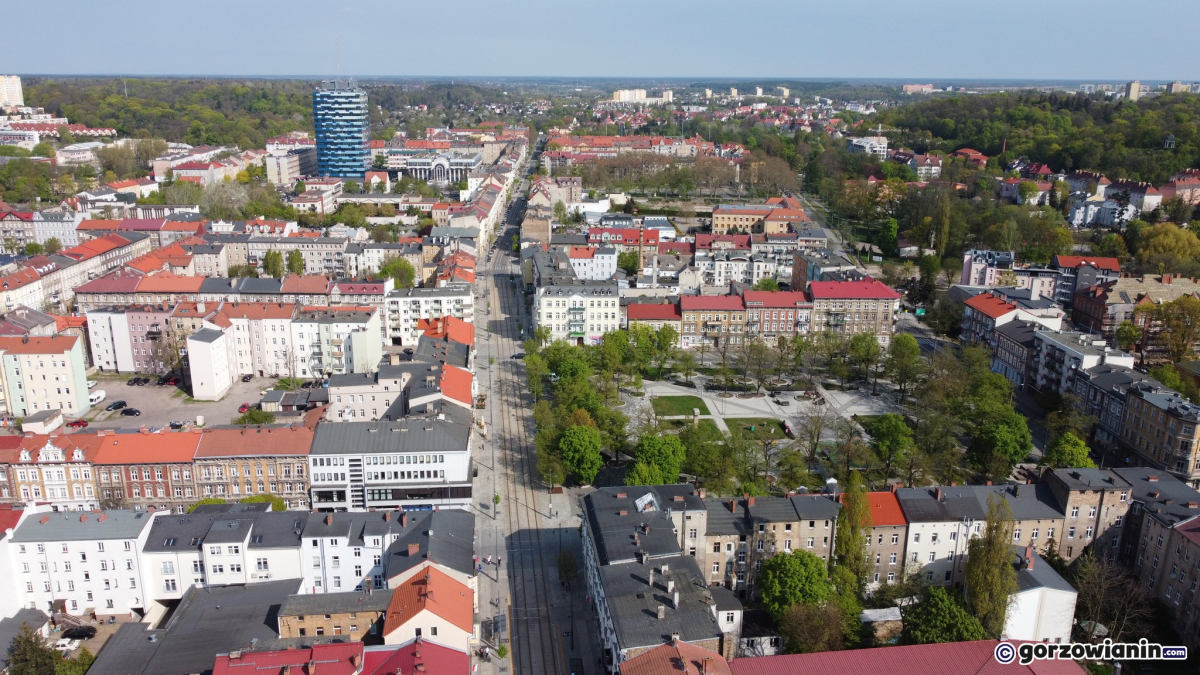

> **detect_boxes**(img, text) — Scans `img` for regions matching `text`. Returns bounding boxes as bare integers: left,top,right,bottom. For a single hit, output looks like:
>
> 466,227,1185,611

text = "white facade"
1006,582,1077,643
0,76,24,107
534,282,621,345
33,212,82,247
384,286,474,345
901,518,980,586
1033,331,1135,396
291,309,383,377
86,310,135,373
568,248,618,281
187,329,233,401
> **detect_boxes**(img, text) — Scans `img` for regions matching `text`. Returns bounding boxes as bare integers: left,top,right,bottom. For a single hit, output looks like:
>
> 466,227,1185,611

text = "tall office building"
1125,80,1141,102
313,79,369,178
0,76,23,107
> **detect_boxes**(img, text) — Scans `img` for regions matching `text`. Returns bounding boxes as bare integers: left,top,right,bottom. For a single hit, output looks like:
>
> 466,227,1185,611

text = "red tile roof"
743,291,808,308
808,279,901,300
838,491,908,527
0,505,24,533
194,426,314,458
383,567,474,637
77,219,123,230
0,335,78,355
964,292,1019,320
1052,255,1121,273
361,641,468,675
440,364,474,407
680,295,745,311
281,275,331,294
90,429,201,465
620,641,732,675
729,641,1084,675
627,304,683,322
212,643,364,675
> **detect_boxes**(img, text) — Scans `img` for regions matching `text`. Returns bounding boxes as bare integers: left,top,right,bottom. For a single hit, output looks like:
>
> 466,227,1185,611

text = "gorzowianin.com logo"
994,639,1188,666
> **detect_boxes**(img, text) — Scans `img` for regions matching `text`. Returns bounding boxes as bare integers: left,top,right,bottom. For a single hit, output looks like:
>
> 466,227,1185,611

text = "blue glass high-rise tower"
313,79,369,178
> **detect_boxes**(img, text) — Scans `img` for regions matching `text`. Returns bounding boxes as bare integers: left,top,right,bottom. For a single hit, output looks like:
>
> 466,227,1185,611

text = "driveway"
78,374,280,431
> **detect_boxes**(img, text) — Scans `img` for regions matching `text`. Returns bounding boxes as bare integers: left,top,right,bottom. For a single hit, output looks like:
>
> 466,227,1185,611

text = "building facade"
313,80,369,179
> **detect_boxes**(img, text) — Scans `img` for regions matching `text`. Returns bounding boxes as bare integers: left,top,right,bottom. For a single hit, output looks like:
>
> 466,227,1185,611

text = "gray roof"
23,409,61,423
0,609,50,669
385,509,476,579
278,588,393,617
745,497,800,523
412,336,470,369
294,308,375,324
550,234,588,246
1014,546,1076,594
789,494,842,521
895,486,988,523
1114,467,1200,527
386,284,472,300
703,498,750,537
1047,468,1130,492
600,554,735,652
995,319,1041,348
584,485,705,566
311,416,470,456
11,509,156,543
189,328,224,344
142,504,303,553
124,580,300,675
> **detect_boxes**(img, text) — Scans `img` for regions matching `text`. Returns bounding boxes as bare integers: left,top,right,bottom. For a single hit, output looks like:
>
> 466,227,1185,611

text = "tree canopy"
758,550,832,621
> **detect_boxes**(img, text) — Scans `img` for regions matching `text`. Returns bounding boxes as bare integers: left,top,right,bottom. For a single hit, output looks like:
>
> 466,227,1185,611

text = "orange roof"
289,230,321,238
126,256,168,274
963,292,1018,320
442,316,475,347
620,641,733,675
217,302,297,321
440,364,473,406
568,246,596,259
77,219,122,230
90,429,201,465
194,426,314,458
280,275,330,293
9,435,96,464
0,267,41,290
839,491,908,527
136,273,204,293
384,567,473,636
162,220,207,232
54,315,87,331
1053,255,1121,273
0,335,78,354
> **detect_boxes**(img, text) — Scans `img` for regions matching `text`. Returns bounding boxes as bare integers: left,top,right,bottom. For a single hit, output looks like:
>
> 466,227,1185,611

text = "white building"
383,285,474,346
846,136,888,160
1,76,25,107
0,335,91,419
567,246,618,281
1003,546,1077,643
56,142,106,166
32,211,82,247
1033,331,1134,397
7,509,160,620
291,307,383,378
534,281,621,346
187,328,234,401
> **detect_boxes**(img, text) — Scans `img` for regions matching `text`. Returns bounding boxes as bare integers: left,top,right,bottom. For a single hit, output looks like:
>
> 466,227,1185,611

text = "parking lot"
77,373,280,431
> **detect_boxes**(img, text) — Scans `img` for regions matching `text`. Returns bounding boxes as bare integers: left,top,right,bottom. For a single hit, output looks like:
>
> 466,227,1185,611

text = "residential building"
291,307,383,378
1073,364,1154,453
313,80,369,179
0,335,90,418
92,429,201,512
853,490,909,591
276,589,393,640
0,75,23,106
7,509,160,620
807,279,901,346
620,640,733,675
265,147,318,186
624,303,682,339
187,329,234,401
1121,383,1200,487
308,414,474,512
0,434,98,510
846,136,888,159
381,567,474,650
85,305,174,374
958,250,1059,300
568,246,618,281
1076,275,1200,362
1032,331,1134,397
992,320,1041,391
383,285,474,346
534,281,621,345
1042,468,1134,564
327,359,474,424
701,498,751,592
1003,546,1078,643
744,495,840,588
1051,255,1121,308
191,426,314,508
960,292,1062,349
679,295,745,349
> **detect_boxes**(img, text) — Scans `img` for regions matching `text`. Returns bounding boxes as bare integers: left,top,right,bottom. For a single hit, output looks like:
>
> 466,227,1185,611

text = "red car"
238,403,251,413
66,420,89,429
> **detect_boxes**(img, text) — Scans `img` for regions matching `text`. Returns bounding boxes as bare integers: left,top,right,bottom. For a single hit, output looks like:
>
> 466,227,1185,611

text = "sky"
7,0,1200,81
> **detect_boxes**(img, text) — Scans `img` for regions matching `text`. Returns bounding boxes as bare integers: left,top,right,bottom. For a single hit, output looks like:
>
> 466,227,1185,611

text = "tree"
877,217,899,257
380,257,416,288
753,278,780,292
31,142,56,159
262,250,284,278
968,412,1032,482
1043,431,1095,468
886,333,923,399
675,351,697,384
286,249,304,276
1137,222,1200,266
625,461,663,486
559,425,603,484
868,414,913,479
848,332,881,382
187,497,228,513
1115,320,1142,351
797,406,833,459
44,238,62,255
23,242,43,256
965,494,1019,638
344,180,360,194
555,549,578,583
7,623,57,675
901,586,986,644
200,180,250,220
57,126,75,145
758,550,832,621
651,326,678,379
1073,550,1153,642
56,647,96,675
632,434,686,484
834,470,872,593
617,250,640,276
779,601,848,654
553,200,568,222
233,408,276,425
239,494,287,511
1155,295,1200,363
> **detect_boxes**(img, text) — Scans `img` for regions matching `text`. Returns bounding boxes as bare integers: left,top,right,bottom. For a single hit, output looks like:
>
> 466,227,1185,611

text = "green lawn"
662,419,720,434
651,395,710,417
728,417,787,441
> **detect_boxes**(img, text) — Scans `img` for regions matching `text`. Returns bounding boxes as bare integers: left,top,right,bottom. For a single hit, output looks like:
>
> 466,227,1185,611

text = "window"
1071,506,1079,518
712,563,719,574
887,572,895,582
257,558,269,572
1013,529,1021,540
212,565,224,574
1068,527,1076,539
891,534,899,544
161,562,175,575
889,553,897,564
806,537,814,548
929,552,936,562
164,579,177,592
913,533,920,543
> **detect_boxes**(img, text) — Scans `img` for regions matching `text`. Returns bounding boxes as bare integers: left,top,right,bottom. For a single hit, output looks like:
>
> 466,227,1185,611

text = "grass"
662,419,720,434
651,395,710,417
727,417,787,441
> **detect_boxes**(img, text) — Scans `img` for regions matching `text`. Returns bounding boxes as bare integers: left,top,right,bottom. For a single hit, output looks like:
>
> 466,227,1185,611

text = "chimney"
401,512,407,527
39,515,49,524
1025,546,1035,570
729,500,736,514
616,492,627,499
667,579,675,593
1148,475,1160,482
661,563,669,575
79,514,88,523
1152,490,1162,499
325,514,333,525
703,657,712,674
673,590,679,609
698,488,707,499
350,654,360,671
648,568,655,588
935,488,943,501
383,512,390,522
619,510,628,516
891,483,899,493
670,632,681,642
657,604,665,620
408,543,420,557
747,496,756,507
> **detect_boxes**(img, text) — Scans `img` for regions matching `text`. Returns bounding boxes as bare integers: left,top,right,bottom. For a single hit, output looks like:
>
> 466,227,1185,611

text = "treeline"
877,91,1200,184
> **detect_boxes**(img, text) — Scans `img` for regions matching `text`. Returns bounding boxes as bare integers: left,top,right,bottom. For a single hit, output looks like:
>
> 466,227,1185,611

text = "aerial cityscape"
2,14,1200,675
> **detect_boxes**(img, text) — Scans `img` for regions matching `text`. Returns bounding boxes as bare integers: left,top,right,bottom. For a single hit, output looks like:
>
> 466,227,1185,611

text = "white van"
89,390,106,405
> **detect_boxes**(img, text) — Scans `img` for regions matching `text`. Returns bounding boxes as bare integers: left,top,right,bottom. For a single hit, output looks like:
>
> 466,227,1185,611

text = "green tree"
286,249,304,276
1043,431,1096,469
57,126,75,145
233,408,276,425
758,550,832,621
877,217,899,256
239,494,287,511
1115,320,1142,351
559,425,603,484
7,623,57,675
868,413,913,479
187,497,228,513
344,180,360,194
1154,295,1200,363
834,470,872,593
632,434,685,484
56,647,96,675
753,278,780,292
968,412,1032,482
380,257,416,288
44,238,62,255
1148,364,1200,404
779,601,848,654
617,250,640,276
262,250,284,278
625,461,663,486
886,333,923,400
553,200,568,222
901,586,986,644
23,242,43,256
965,494,1019,638
30,142,56,159
848,332,881,382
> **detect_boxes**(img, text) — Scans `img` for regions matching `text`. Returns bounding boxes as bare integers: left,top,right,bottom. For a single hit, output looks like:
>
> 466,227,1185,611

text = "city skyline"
6,0,1200,80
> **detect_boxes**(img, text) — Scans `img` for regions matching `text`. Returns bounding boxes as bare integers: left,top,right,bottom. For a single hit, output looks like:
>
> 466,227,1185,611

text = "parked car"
120,408,141,417
511,353,525,360
66,420,89,428
127,377,140,386
134,377,147,386
55,639,80,652
165,376,181,386
61,627,96,640
86,380,98,389
238,403,251,413
169,421,187,430
105,400,127,411
242,374,254,382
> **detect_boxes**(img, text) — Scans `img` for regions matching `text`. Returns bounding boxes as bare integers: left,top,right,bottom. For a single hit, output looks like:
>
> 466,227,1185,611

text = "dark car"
134,377,147,386
511,353,525,360
169,421,187,430
127,377,140,386
61,627,96,641
66,419,89,428
105,400,127,411
120,408,141,417
241,374,254,382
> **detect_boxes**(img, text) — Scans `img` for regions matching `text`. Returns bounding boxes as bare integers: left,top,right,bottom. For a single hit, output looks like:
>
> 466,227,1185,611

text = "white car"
87,380,98,389
55,638,80,651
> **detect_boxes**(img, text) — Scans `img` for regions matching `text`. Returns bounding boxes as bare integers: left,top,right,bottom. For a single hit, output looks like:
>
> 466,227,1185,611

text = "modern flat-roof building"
313,80,369,179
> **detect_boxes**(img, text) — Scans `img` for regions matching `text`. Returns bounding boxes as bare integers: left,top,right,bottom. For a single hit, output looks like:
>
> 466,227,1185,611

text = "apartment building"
380,567,474,651
1033,331,1134,397
807,279,901,346
992,320,1041,392
1074,275,1200,358
624,303,682,338
247,237,349,276
1121,382,1200,487
744,495,840,588
383,285,474,346
679,295,746,349
328,358,473,424
85,305,174,373
1051,255,1120,307
291,307,383,378
534,281,621,345
0,434,98,510
92,429,202,513
567,246,618,281
0,336,90,418
276,589,392,640
702,498,750,592
855,490,909,591
191,426,313,508
7,509,160,619
743,291,811,340
960,292,1062,349
1072,364,1154,454
341,243,423,280
1043,468,1134,564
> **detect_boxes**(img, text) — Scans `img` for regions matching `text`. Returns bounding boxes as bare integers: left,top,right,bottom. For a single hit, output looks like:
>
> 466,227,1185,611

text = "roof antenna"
335,35,343,81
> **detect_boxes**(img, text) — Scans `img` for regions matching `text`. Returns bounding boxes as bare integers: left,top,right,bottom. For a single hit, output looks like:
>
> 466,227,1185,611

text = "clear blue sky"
8,0,1200,81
